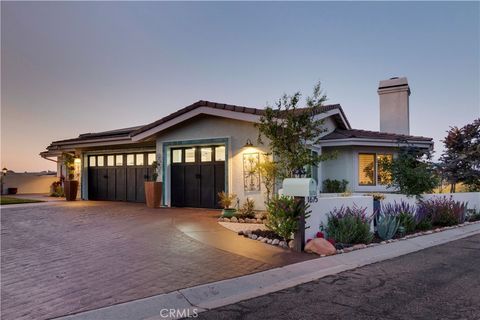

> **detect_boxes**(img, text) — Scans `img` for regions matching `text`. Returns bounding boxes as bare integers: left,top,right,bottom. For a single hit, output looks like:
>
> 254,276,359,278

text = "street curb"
55,223,480,320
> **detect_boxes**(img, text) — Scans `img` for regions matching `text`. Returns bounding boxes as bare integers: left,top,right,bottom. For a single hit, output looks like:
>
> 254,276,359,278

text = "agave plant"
376,214,400,241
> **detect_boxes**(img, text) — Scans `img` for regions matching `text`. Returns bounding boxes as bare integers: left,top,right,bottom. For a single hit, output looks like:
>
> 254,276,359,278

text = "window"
136,154,144,166
89,156,96,167
97,156,105,167
215,146,226,161
201,147,212,162
377,154,393,185
115,155,123,166
107,155,114,166
127,154,135,166
185,148,196,163
147,153,156,165
172,149,182,163
358,153,375,185
358,153,393,186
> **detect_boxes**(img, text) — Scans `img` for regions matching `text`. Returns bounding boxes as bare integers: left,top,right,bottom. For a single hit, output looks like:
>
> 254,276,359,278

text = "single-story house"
41,77,433,209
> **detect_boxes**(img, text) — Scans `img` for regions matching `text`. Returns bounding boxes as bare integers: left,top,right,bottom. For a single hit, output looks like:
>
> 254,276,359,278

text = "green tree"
255,153,279,204
379,147,439,198
440,119,480,192
256,81,334,178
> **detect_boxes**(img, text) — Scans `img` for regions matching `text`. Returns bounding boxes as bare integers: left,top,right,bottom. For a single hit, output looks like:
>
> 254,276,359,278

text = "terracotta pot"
145,181,162,208
64,180,79,201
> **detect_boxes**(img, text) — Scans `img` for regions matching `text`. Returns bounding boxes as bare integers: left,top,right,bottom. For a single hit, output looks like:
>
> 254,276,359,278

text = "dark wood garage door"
88,152,156,202
171,146,226,208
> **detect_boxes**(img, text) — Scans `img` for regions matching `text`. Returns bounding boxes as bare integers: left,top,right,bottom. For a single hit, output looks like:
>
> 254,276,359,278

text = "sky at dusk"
1,1,479,172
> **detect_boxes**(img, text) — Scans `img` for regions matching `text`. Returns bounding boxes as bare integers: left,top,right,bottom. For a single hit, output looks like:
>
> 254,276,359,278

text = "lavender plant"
326,205,373,244
416,196,467,227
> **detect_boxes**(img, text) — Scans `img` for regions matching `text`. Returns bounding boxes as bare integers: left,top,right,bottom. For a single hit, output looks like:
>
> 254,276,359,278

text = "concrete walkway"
56,221,480,320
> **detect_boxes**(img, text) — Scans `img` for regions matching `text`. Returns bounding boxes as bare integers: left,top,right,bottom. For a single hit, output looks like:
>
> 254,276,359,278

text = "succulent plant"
376,214,400,241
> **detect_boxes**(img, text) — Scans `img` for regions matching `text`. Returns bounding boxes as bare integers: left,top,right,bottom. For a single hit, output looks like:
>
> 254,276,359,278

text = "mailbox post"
282,178,317,252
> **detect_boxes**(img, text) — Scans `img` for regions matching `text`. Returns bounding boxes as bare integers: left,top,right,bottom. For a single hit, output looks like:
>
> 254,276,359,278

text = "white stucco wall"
305,195,374,241
2,173,58,194
381,193,480,211
155,115,269,209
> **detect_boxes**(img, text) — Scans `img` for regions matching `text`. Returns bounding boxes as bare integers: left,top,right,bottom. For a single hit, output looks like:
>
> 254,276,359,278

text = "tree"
379,147,439,198
255,153,279,203
440,119,480,192
256,81,333,178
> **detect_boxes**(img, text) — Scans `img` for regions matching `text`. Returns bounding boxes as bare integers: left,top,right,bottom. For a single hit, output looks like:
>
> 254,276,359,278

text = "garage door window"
127,154,135,166
115,155,123,166
172,149,182,163
215,146,225,162
107,155,114,166
185,148,196,163
136,154,144,166
147,153,156,165
89,156,96,167
97,156,104,167
201,148,212,162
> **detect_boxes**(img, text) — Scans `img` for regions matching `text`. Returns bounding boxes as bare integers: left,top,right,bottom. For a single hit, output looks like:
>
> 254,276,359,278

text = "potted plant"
63,153,79,201
145,160,162,208
218,191,237,217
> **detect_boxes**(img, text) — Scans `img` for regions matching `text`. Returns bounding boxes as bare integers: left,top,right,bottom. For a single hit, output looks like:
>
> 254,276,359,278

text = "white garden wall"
381,193,480,210
304,195,374,242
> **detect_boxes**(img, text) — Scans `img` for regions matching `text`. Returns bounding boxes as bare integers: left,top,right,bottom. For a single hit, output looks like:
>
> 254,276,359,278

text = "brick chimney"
378,77,410,135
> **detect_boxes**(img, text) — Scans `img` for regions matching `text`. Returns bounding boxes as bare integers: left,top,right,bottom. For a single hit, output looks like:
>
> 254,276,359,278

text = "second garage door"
170,146,226,208
88,152,156,202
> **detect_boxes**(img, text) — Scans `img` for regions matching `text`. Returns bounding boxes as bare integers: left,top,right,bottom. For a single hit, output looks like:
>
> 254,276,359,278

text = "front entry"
171,146,226,208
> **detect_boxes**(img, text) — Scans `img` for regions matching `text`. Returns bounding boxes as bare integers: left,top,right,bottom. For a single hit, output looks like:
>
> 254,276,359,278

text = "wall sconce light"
74,158,81,164
2,167,7,175
243,139,254,149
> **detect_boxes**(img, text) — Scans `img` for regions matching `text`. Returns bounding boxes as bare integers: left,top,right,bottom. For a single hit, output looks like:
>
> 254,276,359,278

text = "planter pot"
64,181,79,201
145,181,162,208
7,188,18,195
222,208,236,218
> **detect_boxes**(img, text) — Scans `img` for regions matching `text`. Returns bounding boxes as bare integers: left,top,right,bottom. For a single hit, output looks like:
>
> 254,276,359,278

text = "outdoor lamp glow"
2,167,7,175
74,158,81,164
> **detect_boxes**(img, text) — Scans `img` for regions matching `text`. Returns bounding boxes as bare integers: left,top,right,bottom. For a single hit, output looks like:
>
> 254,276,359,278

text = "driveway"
198,234,480,320
1,201,309,320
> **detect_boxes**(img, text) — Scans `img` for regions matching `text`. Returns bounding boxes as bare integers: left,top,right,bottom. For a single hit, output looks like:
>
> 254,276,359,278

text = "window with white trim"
358,153,393,186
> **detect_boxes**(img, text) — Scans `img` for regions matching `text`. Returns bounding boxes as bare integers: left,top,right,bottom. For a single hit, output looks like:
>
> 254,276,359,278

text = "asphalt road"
198,234,480,320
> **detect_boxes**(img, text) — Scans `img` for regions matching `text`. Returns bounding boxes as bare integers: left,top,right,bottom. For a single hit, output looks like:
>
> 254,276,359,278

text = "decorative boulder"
230,217,238,223
304,238,337,256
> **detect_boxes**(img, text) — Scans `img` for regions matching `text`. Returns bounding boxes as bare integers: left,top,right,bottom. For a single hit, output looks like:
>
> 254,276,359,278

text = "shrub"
416,197,467,227
265,196,310,241
217,192,237,209
466,209,480,222
325,205,373,244
376,214,400,240
50,180,64,197
323,179,348,193
236,198,256,219
381,201,417,234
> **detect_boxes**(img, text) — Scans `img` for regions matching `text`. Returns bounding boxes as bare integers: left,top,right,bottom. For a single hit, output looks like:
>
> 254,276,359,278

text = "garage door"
171,146,226,208
88,152,156,202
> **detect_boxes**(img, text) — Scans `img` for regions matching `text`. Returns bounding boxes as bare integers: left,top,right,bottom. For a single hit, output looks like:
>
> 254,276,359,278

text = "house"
41,77,433,208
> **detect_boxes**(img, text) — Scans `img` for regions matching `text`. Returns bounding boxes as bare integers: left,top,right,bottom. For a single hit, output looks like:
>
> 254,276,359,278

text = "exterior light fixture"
243,139,254,148
74,158,81,164
2,168,7,175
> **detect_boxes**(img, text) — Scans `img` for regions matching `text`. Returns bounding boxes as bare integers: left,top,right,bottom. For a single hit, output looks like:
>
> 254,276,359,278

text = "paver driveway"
1,201,308,320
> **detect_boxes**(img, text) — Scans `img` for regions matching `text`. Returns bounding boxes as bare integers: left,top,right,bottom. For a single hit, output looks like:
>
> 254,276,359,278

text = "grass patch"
0,196,43,205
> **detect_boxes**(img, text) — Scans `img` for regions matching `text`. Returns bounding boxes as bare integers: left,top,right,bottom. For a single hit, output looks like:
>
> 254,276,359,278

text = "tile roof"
48,100,346,145
320,128,433,142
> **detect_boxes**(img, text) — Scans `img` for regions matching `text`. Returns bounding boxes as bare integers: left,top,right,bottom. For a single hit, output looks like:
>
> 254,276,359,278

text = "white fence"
304,195,374,242
381,193,480,210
